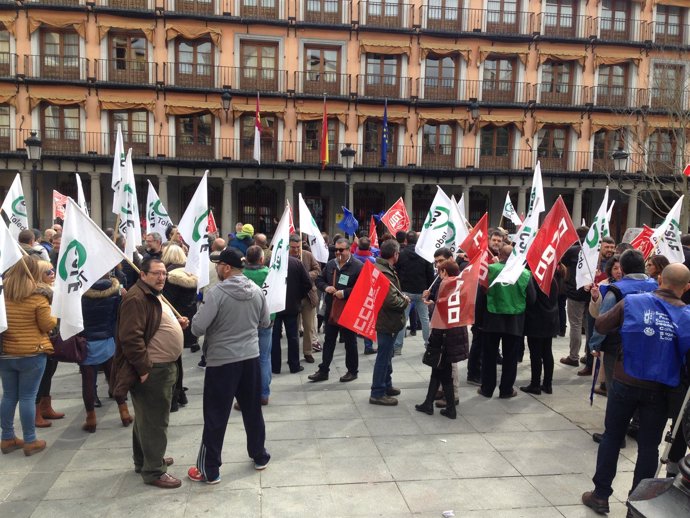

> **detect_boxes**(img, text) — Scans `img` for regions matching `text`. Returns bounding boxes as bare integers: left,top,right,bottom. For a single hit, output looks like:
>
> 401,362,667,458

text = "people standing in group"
188,247,271,485
253,233,272,266
370,239,409,406
18,229,49,261
142,232,163,261
288,234,322,363
0,256,57,457
645,254,670,283
112,258,189,489
228,224,255,254
308,238,363,384
351,236,378,354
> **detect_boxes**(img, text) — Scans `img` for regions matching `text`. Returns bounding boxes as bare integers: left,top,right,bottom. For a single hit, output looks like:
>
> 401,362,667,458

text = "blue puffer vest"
81,278,122,341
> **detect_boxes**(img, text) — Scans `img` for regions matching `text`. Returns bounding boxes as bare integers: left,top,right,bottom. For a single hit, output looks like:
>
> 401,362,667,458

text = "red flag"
683,163,690,177
369,215,379,248
52,190,68,220
630,225,655,260
380,197,410,235
337,261,390,340
526,197,577,295
287,201,295,234
319,98,329,169
207,209,218,234
459,213,488,262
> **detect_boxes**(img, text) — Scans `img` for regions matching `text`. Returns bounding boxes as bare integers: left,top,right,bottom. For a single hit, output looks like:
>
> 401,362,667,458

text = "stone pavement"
0,333,648,517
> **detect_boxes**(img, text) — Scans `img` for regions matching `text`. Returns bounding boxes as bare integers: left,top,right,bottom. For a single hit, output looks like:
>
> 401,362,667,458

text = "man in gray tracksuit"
188,247,271,484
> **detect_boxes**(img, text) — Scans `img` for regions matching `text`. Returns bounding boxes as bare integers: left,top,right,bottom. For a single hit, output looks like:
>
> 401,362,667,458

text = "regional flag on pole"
651,195,685,264
526,196,578,295
75,173,88,214
111,123,125,214
0,217,25,333
380,197,410,235
115,149,142,260
381,98,389,166
253,93,262,164
416,186,456,262
576,187,609,289
369,215,379,248
338,260,390,340
320,97,329,169
298,193,329,263
177,171,210,291
263,205,291,314
52,198,125,339
146,180,173,236
0,173,29,239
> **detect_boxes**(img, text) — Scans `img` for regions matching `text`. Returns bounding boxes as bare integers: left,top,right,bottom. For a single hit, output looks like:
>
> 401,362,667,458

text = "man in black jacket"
308,238,363,383
271,256,313,374
394,231,435,354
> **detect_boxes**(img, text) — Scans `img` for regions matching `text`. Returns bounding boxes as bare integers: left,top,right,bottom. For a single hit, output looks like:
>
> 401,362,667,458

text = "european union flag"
381,98,388,167
373,210,385,222
338,207,359,235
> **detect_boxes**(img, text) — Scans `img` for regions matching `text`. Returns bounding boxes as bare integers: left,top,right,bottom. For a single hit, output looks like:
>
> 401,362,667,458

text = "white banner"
263,205,291,314
416,186,456,263
651,196,685,264
114,149,142,260
576,187,609,288
111,123,125,214
177,171,210,291
1,173,29,239
75,173,88,214
0,218,25,332
298,193,329,263
146,180,173,237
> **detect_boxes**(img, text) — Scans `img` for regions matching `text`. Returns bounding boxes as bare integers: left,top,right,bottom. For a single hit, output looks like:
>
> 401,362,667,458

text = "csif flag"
369,215,379,248
263,205,291,313
338,260,390,340
145,180,173,236
502,192,522,227
75,173,88,214
651,196,684,264
1,173,29,239
298,193,329,263
450,195,470,250
526,197,577,295
630,225,655,260
416,186,456,262
380,197,410,235
576,187,609,288
0,217,25,333
111,123,125,214
115,149,142,260
51,198,125,339
177,171,210,291
683,164,690,177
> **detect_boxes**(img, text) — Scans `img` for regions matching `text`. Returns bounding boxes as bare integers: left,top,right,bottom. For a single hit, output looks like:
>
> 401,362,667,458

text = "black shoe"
364,348,378,355
409,330,416,336
593,432,626,448
466,377,481,386
290,366,305,374
499,390,518,399
415,402,433,415
190,344,200,353
308,370,328,382
303,355,315,364
94,397,102,408
178,392,188,407
339,372,358,382
519,385,541,395
540,384,553,394
440,407,457,419
476,388,492,398
581,491,610,514
170,400,179,413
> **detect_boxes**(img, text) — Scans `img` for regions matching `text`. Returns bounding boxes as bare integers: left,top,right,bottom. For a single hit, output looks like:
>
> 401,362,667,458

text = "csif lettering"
58,240,89,294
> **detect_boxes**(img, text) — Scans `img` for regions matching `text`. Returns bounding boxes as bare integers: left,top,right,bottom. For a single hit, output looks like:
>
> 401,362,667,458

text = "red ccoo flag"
337,261,390,340
380,197,410,235
369,215,379,248
630,225,655,260
319,97,329,169
206,209,218,234
526,196,578,295
458,213,488,262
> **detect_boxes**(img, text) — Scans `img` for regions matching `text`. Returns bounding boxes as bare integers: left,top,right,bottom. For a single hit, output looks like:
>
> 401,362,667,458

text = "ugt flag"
298,193,329,263
177,171,210,291
146,180,173,236
576,187,609,289
526,197,577,295
416,186,456,263
52,198,124,339
115,149,142,260
651,196,684,264
459,213,488,262
1,173,29,238
338,207,359,235
630,225,655,260
263,205,291,313
0,217,24,333
338,260,390,340
380,197,410,235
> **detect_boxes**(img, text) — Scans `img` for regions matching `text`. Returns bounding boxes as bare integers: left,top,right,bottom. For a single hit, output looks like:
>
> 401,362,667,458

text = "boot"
35,405,51,428
118,403,133,427
82,410,97,433
439,381,456,419
1,437,24,454
415,376,441,416
40,396,65,419
23,439,46,456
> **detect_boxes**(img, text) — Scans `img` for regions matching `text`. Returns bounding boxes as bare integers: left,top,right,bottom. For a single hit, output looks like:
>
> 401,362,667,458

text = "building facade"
1,0,689,239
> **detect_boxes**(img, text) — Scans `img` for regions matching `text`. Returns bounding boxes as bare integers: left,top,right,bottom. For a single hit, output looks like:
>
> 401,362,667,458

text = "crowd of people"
1,218,689,517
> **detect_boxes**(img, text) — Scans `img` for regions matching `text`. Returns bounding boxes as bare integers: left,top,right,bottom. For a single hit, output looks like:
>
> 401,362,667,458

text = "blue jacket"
82,278,122,341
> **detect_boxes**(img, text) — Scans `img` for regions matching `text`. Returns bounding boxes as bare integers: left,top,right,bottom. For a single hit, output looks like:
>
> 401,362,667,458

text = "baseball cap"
210,247,245,268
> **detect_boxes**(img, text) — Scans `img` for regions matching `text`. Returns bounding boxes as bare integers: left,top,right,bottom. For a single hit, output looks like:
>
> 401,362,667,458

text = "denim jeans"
371,332,396,398
592,380,668,499
363,337,375,351
0,354,47,443
394,292,430,350
258,326,273,399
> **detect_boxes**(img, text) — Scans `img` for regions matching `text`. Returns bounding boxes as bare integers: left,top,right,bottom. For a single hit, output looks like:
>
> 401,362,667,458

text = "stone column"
89,172,102,228
20,170,33,227
517,186,527,217
284,178,294,214
404,182,413,215
348,180,354,212
461,184,470,219
572,187,583,227
626,189,639,230
158,175,168,208
222,177,232,238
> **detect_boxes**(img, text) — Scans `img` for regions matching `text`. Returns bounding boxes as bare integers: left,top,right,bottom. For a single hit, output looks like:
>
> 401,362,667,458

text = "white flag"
450,195,469,252
576,187,609,288
502,192,522,227
415,186,456,263
651,196,684,264
75,173,88,214
1,173,29,239
177,171,209,291
263,205,291,313
298,193,329,263
52,198,125,339
603,201,615,239
111,123,125,214
527,162,545,216
491,201,542,286
115,149,142,260
0,218,25,333
146,180,173,237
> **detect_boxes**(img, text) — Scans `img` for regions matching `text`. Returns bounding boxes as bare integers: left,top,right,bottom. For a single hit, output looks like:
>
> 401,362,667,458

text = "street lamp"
612,148,629,173
340,143,356,233
221,90,232,123
24,131,42,228
468,98,480,132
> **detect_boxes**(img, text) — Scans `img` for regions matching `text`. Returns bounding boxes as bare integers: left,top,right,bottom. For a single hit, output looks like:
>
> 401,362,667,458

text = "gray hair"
379,239,400,259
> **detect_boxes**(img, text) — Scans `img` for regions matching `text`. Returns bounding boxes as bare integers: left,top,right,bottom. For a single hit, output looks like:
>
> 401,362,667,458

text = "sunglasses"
335,248,348,252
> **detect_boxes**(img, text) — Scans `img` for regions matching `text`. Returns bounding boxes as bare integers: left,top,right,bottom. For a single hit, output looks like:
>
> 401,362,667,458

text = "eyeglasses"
335,248,348,253
147,271,168,278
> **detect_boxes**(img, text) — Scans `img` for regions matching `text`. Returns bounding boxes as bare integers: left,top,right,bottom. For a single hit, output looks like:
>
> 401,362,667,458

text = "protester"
188,247,271,484
18,229,49,261
48,232,62,267
288,234,322,363
143,232,163,261
0,256,57,456
645,254,669,282
253,232,272,265
353,236,379,354
39,228,55,254
228,223,255,254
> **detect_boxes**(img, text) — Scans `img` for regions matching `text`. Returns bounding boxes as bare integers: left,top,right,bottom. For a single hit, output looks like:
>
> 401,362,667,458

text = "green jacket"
487,262,531,315
375,257,409,333
243,265,273,321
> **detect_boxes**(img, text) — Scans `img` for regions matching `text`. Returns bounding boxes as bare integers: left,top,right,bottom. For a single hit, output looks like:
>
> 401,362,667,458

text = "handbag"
50,333,88,364
422,332,445,368
328,270,346,325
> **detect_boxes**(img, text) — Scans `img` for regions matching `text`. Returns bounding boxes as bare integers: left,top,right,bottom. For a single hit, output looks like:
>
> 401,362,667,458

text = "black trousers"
431,362,453,384
318,323,358,375
196,358,270,481
526,336,554,387
271,313,300,373
36,356,59,402
467,328,482,380
480,332,519,397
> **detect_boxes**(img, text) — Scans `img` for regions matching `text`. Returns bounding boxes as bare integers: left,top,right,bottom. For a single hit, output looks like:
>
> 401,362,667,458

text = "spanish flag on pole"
320,96,329,169
253,93,262,164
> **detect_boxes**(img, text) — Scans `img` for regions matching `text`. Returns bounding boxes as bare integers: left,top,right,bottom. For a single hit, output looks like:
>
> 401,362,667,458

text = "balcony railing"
96,58,156,85
96,0,152,9
294,70,350,96
647,153,679,176
540,13,593,39
239,2,285,20
591,85,644,109
165,0,217,16
421,77,461,101
479,80,535,104
166,61,215,89
592,152,645,174
421,5,465,33
648,86,689,111
24,55,89,82
596,17,649,42
484,10,534,36
27,0,81,6
538,83,589,106
356,74,411,99
232,67,288,94
359,2,413,29
300,0,350,24
0,53,14,78
654,23,688,47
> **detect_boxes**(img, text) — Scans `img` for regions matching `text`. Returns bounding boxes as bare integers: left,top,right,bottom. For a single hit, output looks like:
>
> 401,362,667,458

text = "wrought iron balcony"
294,70,350,97
356,74,412,100
591,85,645,109
648,86,689,111
653,21,688,47
165,0,217,16
0,53,14,79
299,0,351,25
24,55,89,82
595,17,649,42
95,58,157,85
358,1,414,30
96,0,152,10
238,1,285,20
538,83,589,106
540,13,594,39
